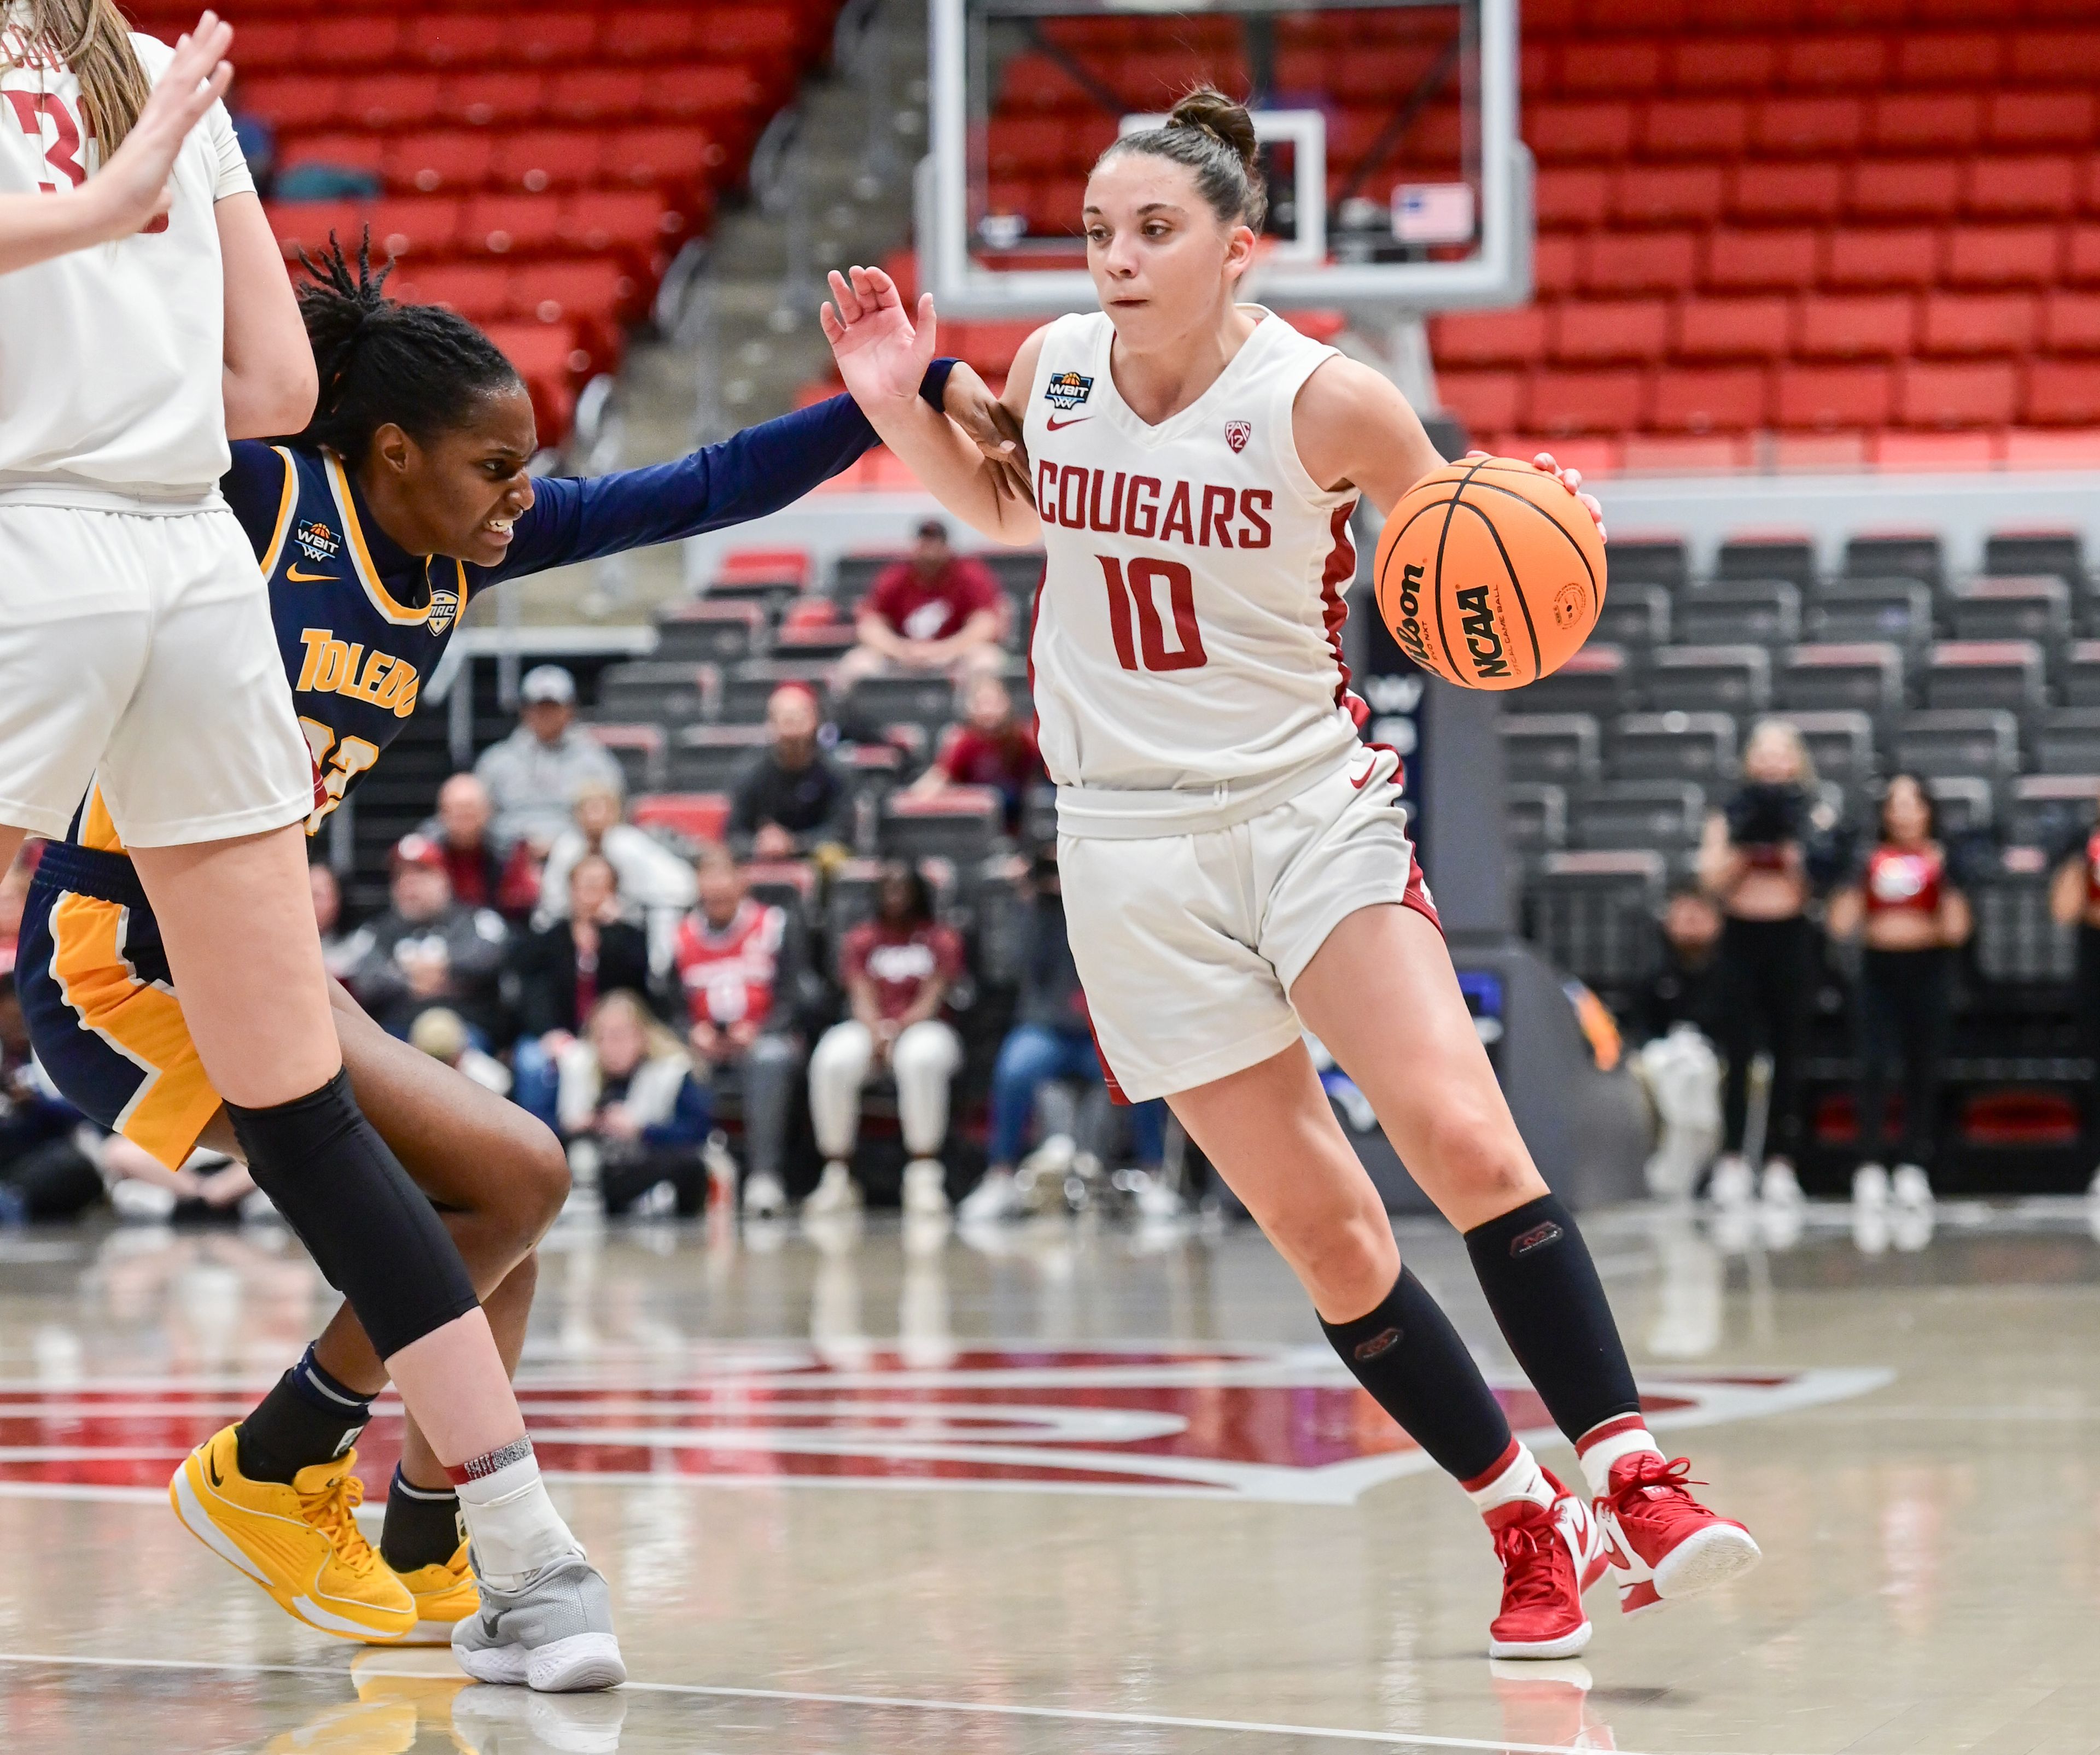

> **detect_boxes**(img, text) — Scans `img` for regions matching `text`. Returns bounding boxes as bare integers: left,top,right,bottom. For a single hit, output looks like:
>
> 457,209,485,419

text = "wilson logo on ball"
1389,560,1432,668
1373,457,1607,692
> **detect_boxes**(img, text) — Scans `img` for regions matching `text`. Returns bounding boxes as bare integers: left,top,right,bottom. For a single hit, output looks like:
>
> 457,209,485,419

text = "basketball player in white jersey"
0,8,620,1687
824,89,1760,1657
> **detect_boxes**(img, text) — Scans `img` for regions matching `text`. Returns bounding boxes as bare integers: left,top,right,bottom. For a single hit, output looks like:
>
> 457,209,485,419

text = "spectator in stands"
339,834,511,1043
728,682,854,861
1828,774,1970,1212
807,862,964,1220
908,672,1044,835
409,1007,514,1098
425,772,540,923
1696,718,1835,1212
2051,820,2100,1192
308,859,359,982
510,852,654,1128
475,663,625,855
835,519,1005,699
670,846,809,1219
961,847,1169,1223
537,778,697,968
1642,886,1726,1044
557,991,711,1216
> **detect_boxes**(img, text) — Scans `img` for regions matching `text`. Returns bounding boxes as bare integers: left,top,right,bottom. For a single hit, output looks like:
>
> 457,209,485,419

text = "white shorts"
0,504,313,846
1058,748,1441,1104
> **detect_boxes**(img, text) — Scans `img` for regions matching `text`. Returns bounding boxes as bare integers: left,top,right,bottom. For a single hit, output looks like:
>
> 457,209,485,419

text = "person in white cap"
472,665,624,856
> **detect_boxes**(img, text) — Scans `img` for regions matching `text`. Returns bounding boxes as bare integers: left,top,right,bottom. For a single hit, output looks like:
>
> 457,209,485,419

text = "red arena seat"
1676,296,1792,361
382,132,494,196
1897,360,2019,428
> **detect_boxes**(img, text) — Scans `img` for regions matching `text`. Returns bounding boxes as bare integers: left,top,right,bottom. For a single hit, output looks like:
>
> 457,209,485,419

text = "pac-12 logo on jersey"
1224,419,1252,453
294,519,342,565
1045,370,1093,411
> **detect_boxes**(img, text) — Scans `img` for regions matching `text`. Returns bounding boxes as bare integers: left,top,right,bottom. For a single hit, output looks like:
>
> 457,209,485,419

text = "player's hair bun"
1166,88,1258,173
1096,84,1268,233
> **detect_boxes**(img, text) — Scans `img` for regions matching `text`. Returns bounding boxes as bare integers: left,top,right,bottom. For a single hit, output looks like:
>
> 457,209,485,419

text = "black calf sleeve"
228,1069,480,1360
1464,1194,1640,1444
1319,1266,1513,1483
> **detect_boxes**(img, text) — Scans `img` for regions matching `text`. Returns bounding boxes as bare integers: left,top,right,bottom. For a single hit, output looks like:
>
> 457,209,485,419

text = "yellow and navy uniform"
14,383,928,1166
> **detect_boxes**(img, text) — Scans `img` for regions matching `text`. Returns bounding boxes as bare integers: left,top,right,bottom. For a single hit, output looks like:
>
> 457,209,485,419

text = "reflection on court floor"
1,1201,2097,1754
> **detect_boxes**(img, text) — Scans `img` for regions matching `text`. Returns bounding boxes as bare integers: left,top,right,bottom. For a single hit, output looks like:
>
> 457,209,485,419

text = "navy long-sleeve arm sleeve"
478,360,961,587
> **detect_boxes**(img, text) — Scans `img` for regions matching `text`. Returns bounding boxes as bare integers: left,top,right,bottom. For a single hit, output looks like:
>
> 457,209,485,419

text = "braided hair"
290,232,523,467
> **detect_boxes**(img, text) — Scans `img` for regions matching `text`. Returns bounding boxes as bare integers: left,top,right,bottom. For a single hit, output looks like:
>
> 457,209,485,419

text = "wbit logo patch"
294,519,342,565
1044,370,1094,411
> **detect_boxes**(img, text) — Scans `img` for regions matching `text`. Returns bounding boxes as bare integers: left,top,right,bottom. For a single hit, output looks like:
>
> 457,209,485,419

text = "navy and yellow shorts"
18,836,223,1170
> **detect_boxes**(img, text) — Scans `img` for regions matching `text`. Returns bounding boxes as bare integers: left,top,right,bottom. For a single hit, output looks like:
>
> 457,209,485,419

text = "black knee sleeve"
228,1069,479,1360
1319,1266,1513,1482
1464,1193,1640,1444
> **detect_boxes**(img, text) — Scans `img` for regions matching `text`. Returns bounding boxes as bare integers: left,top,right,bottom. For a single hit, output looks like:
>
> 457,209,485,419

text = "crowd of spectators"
1613,714,2100,1227
0,629,1188,1231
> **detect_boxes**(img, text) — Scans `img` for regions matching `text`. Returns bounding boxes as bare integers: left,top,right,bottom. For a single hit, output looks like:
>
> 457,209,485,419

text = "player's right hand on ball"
88,12,234,241
821,265,936,408
1465,448,1607,544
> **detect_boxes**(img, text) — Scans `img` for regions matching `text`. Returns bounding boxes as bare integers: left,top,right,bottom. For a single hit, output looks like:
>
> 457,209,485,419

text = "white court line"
0,1650,1806,1755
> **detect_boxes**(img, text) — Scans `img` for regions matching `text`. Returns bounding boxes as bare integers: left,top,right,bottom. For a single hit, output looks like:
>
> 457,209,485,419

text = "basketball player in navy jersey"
15,235,990,1656
824,90,1761,1657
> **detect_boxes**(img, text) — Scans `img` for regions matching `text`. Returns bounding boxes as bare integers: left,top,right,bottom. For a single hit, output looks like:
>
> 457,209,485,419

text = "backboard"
919,0,1531,318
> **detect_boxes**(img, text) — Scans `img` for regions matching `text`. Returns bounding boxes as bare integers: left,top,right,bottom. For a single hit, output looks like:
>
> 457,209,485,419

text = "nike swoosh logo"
285,565,337,583
206,1450,223,1489
1045,414,1091,430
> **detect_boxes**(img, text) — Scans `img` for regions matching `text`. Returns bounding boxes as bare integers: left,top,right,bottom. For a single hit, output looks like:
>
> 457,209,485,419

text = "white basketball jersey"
1022,308,1366,838
0,24,253,510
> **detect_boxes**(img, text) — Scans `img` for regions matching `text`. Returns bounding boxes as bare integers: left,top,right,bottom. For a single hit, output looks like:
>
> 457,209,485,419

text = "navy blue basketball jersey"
253,443,466,829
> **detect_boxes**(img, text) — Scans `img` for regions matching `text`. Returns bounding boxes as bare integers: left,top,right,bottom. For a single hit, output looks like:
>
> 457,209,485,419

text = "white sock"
1576,1414,1662,1497
1463,1439,1555,1516
451,1440,580,1589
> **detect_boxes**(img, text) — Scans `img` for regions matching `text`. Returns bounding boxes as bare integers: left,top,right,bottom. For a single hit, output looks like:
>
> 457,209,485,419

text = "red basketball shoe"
1595,1453,1761,1616
1485,1473,1606,1659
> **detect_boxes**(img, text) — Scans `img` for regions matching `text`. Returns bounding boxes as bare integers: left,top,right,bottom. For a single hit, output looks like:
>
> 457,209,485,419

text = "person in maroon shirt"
908,672,1045,832
425,773,540,924
806,862,965,1219
835,518,1006,696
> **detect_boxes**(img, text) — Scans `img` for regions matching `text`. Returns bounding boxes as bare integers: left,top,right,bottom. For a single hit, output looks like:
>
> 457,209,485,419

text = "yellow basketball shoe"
388,1540,480,1646
170,1425,417,1642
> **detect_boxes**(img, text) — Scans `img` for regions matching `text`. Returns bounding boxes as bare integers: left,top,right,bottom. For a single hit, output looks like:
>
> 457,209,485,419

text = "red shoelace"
1494,1508,1577,1617
1606,1454,1720,1539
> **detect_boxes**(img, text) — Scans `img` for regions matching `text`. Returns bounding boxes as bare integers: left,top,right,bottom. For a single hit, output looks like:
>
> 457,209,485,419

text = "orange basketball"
1373,457,1608,691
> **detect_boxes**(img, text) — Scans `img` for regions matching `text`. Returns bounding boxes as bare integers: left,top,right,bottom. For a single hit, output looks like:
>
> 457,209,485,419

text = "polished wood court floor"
3,1194,2099,1753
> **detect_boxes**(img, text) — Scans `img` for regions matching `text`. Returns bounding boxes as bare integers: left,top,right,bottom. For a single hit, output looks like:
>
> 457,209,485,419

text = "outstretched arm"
821,264,1043,547
482,376,943,582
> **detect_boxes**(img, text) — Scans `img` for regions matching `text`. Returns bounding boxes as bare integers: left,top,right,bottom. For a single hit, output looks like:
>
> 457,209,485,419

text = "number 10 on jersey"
1096,555,1209,673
